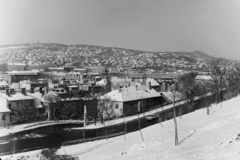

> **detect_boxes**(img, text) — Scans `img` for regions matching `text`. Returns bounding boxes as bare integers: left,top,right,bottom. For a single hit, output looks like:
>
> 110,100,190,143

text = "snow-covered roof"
195,75,213,81
0,97,11,112
146,78,159,86
160,91,183,102
1,92,34,101
96,79,107,86
27,92,44,108
111,77,132,83
0,81,8,86
6,71,40,75
101,86,161,102
27,92,44,101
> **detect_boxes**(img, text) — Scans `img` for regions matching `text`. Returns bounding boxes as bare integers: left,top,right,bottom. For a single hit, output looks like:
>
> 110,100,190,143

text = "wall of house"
123,97,165,116
0,112,10,126
51,99,98,120
7,100,34,112
110,101,123,118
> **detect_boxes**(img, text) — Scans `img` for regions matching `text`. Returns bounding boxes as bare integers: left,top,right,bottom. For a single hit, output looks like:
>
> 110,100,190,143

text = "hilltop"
0,43,224,71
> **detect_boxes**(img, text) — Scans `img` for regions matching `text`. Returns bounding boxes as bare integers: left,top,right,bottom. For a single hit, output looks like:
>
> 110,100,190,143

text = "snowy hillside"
2,96,240,160
58,96,240,160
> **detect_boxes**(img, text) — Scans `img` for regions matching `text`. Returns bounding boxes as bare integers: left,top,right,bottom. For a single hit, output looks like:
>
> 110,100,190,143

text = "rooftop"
0,92,34,101
6,71,40,75
0,97,11,112
101,86,161,102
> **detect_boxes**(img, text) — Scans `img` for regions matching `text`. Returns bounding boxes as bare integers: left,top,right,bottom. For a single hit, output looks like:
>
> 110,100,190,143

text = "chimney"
41,90,45,97
10,88,15,94
39,87,43,93
148,82,151,90
158,82,161,92
175,82,178,91
31,87,34,93
119,86,122,92
6,88,10,96
128,83,130,87
136,85,138,90
21,88,26,95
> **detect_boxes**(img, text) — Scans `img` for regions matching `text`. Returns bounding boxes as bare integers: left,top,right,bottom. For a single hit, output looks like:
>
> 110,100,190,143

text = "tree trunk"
47,105,51,121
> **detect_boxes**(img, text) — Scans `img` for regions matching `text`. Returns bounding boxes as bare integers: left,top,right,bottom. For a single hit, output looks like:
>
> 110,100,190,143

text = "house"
99,85,168,119
0,97,11,127
27,88,44,109
0,81,8,90
137,78,160,92
0,88,35,125
4,70,47,84
195,75,213,82
160,91,184,103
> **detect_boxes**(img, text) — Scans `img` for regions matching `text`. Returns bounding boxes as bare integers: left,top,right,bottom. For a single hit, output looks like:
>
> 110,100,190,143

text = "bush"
40,148,79,160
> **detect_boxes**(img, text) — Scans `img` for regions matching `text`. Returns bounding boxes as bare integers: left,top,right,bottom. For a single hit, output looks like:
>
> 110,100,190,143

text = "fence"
62,89,234,146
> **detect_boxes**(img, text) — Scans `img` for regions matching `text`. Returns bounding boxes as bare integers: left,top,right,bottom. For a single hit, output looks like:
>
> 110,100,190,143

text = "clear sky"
0,0,240,60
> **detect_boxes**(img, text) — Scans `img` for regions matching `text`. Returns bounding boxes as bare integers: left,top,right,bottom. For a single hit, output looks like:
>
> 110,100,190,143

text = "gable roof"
101,86,161,102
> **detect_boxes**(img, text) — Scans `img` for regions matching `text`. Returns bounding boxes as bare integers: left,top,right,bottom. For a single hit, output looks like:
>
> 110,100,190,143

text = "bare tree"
178,72,203,111
98,96,114,123
43,91,61,121
210,59,229,105
226,62,240,96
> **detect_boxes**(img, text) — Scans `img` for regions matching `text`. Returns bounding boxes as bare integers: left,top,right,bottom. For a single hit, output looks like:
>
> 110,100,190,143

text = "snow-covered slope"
2,96,240,160
58,96,240,160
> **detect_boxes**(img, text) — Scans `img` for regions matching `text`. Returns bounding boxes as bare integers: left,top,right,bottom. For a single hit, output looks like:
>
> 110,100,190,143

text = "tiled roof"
101,86,161,102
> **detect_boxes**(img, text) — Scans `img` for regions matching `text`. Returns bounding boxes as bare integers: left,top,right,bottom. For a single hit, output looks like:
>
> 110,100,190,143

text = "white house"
99,85,164,119
0,97,11,127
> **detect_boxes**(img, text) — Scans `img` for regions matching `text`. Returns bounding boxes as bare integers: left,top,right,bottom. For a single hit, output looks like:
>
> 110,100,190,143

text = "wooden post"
83,104,87,143
123,114,127,141
172,90,179,146
138,101,144,141
12,137,16,154
158,113,163,127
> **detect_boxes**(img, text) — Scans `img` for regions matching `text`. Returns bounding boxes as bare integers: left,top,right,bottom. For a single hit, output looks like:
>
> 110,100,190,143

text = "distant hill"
0,43,227,71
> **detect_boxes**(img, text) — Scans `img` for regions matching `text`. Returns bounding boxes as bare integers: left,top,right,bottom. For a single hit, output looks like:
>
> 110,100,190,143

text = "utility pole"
171,84,179,146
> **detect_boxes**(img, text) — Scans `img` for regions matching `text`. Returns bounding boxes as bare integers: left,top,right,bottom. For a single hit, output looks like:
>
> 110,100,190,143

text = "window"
115,104,119,109
2,115,6,121
8,103,12,110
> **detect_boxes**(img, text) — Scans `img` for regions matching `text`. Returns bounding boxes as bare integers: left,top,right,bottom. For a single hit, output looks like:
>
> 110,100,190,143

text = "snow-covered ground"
59,96,240,160
0,120,83,137
2,95,240,160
